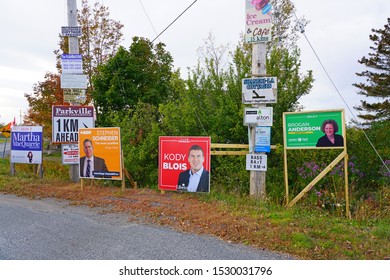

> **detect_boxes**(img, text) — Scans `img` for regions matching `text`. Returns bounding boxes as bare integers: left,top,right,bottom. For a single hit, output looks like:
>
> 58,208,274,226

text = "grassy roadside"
0,157,389,260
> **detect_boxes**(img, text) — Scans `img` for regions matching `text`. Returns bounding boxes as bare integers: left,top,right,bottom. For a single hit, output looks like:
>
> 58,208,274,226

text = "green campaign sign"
283,110,345,149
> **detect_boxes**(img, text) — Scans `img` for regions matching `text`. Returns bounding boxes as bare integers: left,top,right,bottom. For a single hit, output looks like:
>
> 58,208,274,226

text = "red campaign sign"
158,136,211,193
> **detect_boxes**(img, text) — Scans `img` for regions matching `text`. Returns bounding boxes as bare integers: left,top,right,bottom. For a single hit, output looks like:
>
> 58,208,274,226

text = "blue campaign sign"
10,126,43,164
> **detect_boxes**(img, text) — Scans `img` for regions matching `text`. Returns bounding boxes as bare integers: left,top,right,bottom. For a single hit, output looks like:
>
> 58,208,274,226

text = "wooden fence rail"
210,143,276,156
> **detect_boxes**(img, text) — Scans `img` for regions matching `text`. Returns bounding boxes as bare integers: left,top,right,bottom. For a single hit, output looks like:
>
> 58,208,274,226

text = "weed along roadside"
0,157,389,260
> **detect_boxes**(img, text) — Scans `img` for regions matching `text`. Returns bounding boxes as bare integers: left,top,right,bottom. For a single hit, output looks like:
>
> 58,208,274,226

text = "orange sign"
78,127,122,180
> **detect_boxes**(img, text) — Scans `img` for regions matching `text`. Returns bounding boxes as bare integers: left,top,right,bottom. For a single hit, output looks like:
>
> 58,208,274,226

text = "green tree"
92,37,175,126
353,18,390,124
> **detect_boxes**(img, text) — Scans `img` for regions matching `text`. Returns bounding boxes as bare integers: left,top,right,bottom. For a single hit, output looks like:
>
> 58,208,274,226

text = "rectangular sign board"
246,154,267,171
61,54,83,74
11,126,43,164
242,77,277,104
61,144,79,165
61,26,82,37
78,127,122,180
245,0,273,43
255,126,271,153
244,107,273,126
63,89,86,103
283,109,346,149
52,105,94,144
159,136,211,193
61,74,88,89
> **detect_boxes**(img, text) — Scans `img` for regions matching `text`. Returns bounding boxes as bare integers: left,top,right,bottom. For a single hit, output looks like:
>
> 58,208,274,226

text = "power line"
137,0,206,134
152,0,198,43
293,11,390,173
138,0,161,43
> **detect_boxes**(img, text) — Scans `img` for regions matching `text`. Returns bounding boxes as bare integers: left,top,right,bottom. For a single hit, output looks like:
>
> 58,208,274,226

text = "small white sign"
61,144,79,165
61,54,83,74
61,26,82,37
61,74,88,89
242,77,277,104
246,154,267,171
243,107,273,126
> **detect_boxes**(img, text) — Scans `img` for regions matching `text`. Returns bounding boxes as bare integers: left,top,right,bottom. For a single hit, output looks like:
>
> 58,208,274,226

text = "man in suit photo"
79,138,110,178
177,145,210,193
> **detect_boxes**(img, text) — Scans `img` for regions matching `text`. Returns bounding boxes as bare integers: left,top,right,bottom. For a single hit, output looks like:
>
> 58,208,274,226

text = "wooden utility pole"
67,0,80,182
249,43,267,198
67,0,79,54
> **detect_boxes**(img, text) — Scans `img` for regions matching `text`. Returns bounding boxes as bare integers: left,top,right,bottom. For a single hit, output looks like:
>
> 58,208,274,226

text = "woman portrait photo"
316,119,344,147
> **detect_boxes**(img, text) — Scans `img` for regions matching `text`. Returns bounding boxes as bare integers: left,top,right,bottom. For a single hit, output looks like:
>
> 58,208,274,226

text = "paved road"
0,194,294,260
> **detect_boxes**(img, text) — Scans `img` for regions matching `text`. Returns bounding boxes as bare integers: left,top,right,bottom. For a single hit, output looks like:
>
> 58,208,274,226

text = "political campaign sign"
78,127,122,180
159,136,211,193
283,109,346,149
10,126,43,164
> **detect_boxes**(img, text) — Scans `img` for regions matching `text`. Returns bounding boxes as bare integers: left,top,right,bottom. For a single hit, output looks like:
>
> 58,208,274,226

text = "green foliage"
211,156,249,195
92,37,175,126
109,102,161,187
291,232,315,249
346,121,390,192
267,47,313,145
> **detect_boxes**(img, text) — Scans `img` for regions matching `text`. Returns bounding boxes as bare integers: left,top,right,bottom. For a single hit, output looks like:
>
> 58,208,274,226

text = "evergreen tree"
353,18,390,124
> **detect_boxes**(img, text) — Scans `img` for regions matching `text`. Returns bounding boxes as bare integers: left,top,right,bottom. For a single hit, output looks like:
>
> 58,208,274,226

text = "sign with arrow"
242,77,277,104
52,105,95,144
